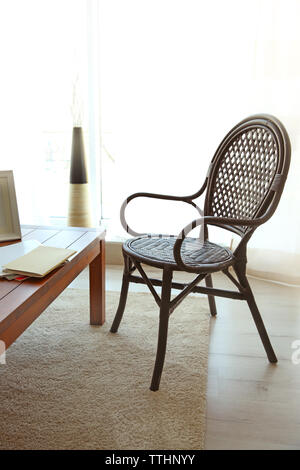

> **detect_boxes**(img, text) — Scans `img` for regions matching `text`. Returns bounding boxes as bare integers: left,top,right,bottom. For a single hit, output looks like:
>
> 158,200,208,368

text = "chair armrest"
125,192,191,203
173,215,265,270
120,191,205,237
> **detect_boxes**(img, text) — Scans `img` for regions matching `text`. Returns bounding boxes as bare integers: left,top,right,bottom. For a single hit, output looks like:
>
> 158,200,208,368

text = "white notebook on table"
0,240,41,276
2,244,76,278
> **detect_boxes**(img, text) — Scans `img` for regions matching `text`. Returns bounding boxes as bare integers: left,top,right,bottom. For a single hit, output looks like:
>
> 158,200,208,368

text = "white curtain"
97,0,300,284
0,0,100,226
1,0,300,284
241,0,300,284
98,0,257,243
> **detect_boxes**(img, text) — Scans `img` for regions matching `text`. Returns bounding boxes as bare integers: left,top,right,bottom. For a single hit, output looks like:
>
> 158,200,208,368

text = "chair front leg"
205,274,217,316
110,254,131,333
150,268,173,391
234,262,277,363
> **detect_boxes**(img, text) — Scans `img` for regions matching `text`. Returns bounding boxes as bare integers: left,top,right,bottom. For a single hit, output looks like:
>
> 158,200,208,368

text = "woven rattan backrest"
204,115,291,235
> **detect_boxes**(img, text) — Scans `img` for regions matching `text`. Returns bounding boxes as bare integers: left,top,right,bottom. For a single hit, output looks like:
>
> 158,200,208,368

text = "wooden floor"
71,265,300,450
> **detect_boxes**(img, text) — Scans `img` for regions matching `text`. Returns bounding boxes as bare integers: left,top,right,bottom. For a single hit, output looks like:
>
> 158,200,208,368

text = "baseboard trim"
106,241,123,265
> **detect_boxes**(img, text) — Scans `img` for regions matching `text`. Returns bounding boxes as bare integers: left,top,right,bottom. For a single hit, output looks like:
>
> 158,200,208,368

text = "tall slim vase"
67,127,92,227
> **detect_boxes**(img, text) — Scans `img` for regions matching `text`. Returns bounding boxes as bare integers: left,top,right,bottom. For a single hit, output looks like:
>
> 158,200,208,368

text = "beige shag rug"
0,288,209,450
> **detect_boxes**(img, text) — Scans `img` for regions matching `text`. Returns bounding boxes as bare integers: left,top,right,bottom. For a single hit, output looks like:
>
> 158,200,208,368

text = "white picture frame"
0,171,21,242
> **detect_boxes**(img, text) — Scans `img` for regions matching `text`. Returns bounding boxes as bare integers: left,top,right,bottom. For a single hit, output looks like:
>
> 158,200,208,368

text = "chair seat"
123,236,235,272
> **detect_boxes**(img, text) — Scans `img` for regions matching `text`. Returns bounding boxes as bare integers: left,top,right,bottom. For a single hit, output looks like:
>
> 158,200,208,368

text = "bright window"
98,0,257,242
0,0,93,226
1,0,300,263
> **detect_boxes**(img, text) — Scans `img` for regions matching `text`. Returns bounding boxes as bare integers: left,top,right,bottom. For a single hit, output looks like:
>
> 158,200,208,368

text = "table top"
0,225,105,333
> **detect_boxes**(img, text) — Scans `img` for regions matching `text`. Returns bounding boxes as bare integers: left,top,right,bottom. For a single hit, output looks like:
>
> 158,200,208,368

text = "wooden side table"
0,225,106,350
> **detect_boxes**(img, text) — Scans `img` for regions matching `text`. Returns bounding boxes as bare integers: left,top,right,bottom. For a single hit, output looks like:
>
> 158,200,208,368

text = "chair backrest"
204,114,291,236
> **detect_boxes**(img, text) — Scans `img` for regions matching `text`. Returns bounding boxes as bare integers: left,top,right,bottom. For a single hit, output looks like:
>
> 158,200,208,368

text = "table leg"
89,239,105,325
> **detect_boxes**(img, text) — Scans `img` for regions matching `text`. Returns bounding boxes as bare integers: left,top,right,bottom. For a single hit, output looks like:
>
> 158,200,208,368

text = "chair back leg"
234,263,277,363
150,268,173,391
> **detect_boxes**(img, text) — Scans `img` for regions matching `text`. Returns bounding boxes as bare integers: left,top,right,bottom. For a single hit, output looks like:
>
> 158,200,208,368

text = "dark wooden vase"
67,127,92,227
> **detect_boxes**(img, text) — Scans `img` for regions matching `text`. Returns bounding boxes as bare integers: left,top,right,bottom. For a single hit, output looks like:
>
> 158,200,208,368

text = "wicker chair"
110,114,291,391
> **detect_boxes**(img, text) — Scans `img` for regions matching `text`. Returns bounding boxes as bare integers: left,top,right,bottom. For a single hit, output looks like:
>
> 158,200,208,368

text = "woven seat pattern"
210,127,278,232
125,236,234,269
